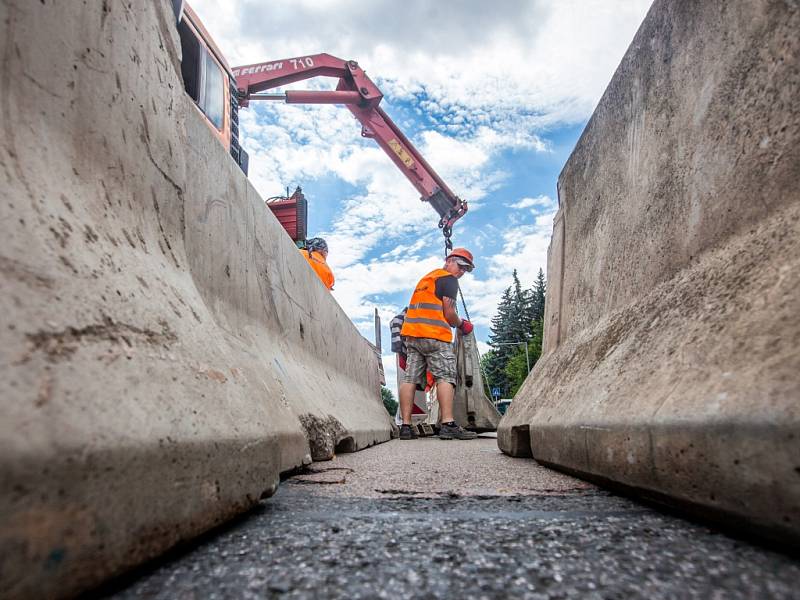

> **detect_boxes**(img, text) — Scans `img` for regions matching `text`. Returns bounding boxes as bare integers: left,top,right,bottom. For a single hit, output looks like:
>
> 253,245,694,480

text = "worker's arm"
442,296,462,329
437,276,462,328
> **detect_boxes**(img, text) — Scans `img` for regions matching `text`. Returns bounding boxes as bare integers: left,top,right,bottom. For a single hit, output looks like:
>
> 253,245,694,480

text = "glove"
398,354,407,370
459,320,473,335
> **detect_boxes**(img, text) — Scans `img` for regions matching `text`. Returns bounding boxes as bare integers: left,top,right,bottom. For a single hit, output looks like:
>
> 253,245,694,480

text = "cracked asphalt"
94,436,799,599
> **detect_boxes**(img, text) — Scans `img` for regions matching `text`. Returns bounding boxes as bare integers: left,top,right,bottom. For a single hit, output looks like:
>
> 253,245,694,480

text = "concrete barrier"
499,0,800,546
0,1,391,598
453,332,502,431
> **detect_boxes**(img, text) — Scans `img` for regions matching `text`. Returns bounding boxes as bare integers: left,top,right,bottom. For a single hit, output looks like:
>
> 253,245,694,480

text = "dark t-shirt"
435,275,459,302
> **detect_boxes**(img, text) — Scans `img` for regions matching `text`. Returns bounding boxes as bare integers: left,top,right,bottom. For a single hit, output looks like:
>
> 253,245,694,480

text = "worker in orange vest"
300,237,334,291
398,248,478,441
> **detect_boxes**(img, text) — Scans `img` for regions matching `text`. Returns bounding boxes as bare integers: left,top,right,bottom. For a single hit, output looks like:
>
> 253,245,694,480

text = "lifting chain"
441,222,454,253
441,213,494,396
443,228,497,398
458,288,471,321
442,228,471,321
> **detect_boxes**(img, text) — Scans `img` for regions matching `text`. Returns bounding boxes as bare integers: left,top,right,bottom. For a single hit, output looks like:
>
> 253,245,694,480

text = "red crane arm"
232,53,468,240
233,53,383,108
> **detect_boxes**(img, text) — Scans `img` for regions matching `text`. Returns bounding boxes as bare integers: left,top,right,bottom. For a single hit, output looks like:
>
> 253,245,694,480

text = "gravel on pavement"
94,436,800,600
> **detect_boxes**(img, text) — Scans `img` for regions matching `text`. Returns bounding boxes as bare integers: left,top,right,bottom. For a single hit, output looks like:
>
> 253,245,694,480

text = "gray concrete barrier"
499,0,800,545
0,1,391,598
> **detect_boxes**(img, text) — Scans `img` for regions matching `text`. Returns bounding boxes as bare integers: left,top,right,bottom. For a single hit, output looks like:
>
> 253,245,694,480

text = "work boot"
438,422,478,440
399,424,418,440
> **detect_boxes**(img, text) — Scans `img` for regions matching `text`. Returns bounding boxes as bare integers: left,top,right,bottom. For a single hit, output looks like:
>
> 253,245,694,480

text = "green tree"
505,318,543,396
531,268,546,322
510,272,527,340
480,349,498,397
486,270,537,395
381,386,398,417
485,268,548,397
486,286,515,395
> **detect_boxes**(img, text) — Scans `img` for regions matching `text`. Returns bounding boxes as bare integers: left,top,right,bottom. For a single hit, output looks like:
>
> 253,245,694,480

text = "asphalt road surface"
94,436,799,599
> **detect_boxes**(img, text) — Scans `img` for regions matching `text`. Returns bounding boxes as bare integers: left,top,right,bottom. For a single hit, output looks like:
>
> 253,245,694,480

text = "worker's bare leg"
436,380,456,423
398,382,417,425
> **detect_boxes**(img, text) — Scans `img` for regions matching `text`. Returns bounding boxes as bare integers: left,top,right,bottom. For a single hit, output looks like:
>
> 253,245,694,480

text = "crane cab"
175,2,248,174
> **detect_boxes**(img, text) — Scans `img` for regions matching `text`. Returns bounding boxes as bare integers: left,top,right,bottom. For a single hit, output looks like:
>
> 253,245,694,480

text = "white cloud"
489,207,557,280
331,192,554,332
453,198,557,327
510,194,554,209
192,0,653,132
242,101,543,274
332,254,440,322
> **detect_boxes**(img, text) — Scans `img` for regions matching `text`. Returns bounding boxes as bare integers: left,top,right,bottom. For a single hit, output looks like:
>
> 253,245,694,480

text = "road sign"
492,387,501,398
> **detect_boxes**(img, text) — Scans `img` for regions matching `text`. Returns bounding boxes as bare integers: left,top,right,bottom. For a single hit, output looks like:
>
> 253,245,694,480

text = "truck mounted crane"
232,54,469,250
177,2,467,248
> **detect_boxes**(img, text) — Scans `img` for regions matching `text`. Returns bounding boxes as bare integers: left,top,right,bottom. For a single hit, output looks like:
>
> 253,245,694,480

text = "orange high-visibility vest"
400,268,453,343
300,249,334,290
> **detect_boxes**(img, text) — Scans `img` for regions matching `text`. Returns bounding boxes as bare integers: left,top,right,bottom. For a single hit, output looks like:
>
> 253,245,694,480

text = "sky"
190,0,653,396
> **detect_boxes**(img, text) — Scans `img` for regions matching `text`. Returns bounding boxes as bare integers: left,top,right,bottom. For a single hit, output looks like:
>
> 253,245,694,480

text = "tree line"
481,268,546,398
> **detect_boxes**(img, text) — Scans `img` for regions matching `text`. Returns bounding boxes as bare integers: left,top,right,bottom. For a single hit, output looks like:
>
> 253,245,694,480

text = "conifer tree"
488,285,515,344
485,268,548,397
485,286,515,394
510,270,533,343
505,318,543,396
531,268,546,322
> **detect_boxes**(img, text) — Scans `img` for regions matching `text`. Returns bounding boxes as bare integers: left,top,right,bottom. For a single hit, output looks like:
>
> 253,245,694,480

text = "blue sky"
191,0,652,394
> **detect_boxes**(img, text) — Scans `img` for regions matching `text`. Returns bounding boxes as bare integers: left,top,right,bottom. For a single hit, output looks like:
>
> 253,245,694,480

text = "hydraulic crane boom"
232,53,468,247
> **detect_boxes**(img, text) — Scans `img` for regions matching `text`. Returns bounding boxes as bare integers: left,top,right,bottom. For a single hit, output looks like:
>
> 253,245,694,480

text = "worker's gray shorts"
401,336,456,387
